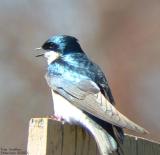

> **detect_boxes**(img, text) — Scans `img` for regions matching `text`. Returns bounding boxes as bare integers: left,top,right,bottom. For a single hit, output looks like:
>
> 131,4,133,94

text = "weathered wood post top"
27,118,160,155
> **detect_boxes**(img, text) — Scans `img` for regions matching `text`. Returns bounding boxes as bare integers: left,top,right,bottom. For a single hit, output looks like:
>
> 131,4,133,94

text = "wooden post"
27,118,160,155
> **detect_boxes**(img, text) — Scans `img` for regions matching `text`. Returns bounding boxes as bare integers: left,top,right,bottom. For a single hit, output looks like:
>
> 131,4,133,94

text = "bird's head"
36,35,83,64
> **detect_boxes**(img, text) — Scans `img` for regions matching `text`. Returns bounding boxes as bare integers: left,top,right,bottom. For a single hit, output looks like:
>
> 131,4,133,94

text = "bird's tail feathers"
112,126,124,155
81,116,117,155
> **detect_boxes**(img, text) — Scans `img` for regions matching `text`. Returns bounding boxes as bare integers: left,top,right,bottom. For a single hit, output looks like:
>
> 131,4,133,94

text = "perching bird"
36,35,148,155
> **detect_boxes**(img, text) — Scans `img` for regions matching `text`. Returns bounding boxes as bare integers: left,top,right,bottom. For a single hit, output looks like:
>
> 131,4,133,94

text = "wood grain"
27,118,160,155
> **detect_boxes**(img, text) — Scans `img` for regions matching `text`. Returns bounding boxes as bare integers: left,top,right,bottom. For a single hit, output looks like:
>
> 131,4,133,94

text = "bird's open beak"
34,47,44,57
35,47,42,50
35,53,44,57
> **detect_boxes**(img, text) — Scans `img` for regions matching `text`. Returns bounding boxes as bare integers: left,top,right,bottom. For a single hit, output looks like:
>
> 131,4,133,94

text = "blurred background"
0,0,160,151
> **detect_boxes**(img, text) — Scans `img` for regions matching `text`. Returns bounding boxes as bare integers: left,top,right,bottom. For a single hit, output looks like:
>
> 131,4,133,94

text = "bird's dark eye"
42,42,58,51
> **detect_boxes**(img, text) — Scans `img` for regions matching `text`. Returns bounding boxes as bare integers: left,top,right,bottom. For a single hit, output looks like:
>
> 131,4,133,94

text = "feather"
46,75,149,134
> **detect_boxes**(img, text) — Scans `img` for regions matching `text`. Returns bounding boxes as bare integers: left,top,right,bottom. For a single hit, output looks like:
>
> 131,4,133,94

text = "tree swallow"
36,35,148,155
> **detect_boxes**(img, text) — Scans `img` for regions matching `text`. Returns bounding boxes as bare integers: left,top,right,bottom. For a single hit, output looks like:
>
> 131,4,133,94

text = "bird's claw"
47,115,65,124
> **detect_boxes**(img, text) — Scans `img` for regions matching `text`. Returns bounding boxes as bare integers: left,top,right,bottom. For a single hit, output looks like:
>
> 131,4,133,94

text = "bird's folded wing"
46,75,148,134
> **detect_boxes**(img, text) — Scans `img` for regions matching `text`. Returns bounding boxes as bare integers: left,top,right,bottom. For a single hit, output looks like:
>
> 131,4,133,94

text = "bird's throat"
45,51,60,64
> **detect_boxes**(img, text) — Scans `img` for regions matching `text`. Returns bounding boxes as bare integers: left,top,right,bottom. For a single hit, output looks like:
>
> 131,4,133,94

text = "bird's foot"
47,115,65,124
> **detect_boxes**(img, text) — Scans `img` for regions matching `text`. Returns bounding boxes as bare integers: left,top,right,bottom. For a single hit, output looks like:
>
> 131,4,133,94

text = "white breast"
51,90,85,124
51,90,117,154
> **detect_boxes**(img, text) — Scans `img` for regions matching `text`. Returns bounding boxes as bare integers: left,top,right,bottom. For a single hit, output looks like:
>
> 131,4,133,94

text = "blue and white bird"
36,35,148,155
